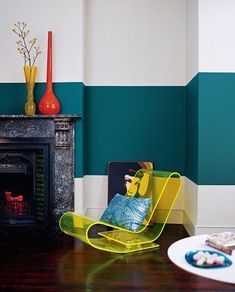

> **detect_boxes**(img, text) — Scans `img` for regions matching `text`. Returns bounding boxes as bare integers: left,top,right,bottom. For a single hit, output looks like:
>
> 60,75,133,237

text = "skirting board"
183,212,235,236
85,208,184,223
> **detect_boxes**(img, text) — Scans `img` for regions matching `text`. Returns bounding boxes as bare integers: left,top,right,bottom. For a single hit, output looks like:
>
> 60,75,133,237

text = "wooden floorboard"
0,224,234,291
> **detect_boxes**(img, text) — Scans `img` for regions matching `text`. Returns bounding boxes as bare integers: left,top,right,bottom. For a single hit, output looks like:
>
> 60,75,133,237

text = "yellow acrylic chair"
59,169,182,253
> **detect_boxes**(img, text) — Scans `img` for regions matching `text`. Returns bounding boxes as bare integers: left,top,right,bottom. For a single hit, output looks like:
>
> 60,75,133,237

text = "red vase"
39,31,60,115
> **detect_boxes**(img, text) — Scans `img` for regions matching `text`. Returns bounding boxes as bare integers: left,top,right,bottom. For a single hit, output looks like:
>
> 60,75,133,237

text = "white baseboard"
85,208,105,220
183,211,195,236
194,226,235,235
183,211,235,236
167,209,184,224
85,207,184,223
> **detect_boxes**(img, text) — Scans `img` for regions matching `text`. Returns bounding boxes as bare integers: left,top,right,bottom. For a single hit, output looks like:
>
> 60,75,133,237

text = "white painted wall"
84,0,186,86
0,0,83,82
186,0,235,78
185,0,199,84
0,0,186,85
1,0,186,85
199,0,235,72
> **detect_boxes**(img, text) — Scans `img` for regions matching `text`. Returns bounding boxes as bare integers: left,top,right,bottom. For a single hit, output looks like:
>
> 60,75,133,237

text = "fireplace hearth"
0,115,80,229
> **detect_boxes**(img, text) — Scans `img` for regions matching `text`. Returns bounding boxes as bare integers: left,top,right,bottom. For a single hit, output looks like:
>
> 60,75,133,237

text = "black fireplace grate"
0,200,31,216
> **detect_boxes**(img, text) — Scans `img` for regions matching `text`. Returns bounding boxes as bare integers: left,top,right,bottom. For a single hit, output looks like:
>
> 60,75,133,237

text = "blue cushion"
100,193,152,231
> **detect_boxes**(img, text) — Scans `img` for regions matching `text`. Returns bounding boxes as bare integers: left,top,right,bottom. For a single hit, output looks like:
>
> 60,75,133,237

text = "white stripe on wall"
184,177,198,235
75,176,235,236
3,1,235,85
196,184,235,233
2,0,186,85
74,175,107,218
75,175,185,223
184,177,235,235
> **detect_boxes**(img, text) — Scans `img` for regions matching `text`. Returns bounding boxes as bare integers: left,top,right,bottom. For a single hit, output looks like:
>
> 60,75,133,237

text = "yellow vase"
24,66,37,116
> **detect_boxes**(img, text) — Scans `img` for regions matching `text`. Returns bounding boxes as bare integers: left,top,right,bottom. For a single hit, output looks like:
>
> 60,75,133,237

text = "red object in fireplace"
5,191,24,215
5,191,12,201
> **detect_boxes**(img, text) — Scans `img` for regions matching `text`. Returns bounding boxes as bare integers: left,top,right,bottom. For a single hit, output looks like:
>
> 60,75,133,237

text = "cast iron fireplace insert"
0,138,53,228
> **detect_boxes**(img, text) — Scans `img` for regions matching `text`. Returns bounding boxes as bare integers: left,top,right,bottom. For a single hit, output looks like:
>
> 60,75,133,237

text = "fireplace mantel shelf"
0,114,81,120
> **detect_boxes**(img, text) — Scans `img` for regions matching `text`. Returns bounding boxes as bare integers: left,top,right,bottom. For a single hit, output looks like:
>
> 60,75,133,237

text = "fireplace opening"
0,139,53,228
0,153,34,221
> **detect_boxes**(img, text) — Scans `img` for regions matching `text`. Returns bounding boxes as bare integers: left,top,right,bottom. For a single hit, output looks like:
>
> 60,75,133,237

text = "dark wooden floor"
0,224,234,291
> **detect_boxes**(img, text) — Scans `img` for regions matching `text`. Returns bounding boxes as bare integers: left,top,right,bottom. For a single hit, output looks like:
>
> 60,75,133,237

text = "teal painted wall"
185,74,199,183
198,73,235,185
84,86,185,175
185,73,235,185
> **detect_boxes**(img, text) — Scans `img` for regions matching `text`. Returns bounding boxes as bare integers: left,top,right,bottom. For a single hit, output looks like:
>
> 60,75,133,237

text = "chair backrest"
126,169,182,227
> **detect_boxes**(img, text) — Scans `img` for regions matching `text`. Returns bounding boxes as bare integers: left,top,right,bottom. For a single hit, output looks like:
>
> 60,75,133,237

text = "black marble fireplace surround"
0,115,80,229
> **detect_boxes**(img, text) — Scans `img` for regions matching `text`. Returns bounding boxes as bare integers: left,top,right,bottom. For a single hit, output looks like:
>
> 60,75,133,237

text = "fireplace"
0,115,80,228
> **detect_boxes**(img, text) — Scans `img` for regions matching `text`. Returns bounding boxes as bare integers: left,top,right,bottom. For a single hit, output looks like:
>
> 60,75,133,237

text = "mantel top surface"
0,114,81,120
